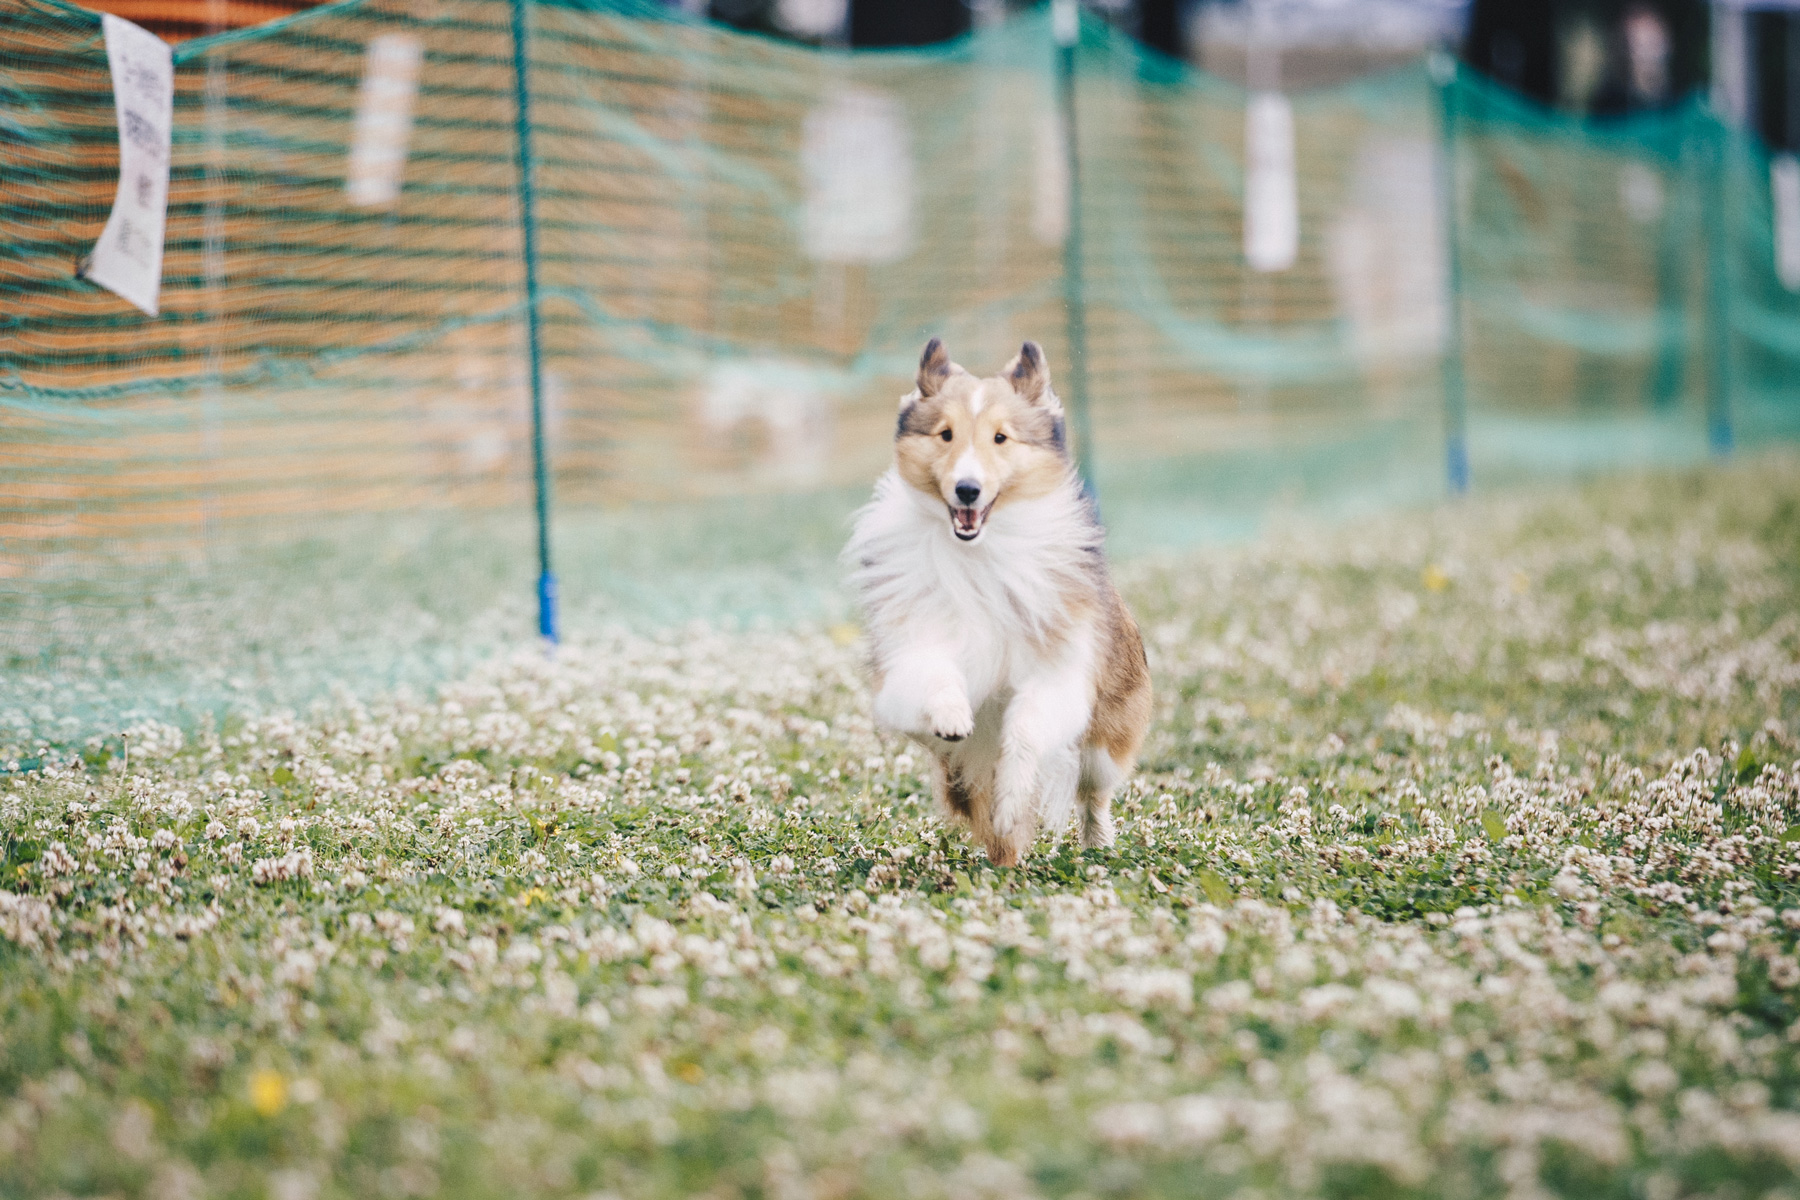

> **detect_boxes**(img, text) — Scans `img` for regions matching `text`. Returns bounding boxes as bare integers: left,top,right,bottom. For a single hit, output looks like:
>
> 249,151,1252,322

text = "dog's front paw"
988,802,1034,865
923,690,974,742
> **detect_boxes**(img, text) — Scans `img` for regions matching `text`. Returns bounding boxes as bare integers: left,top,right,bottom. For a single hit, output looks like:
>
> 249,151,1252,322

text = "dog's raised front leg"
872,644,973,743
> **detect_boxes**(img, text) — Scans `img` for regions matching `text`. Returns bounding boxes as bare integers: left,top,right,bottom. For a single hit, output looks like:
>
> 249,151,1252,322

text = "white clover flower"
917,1098,980,1146
1631,1060,1679,1097
1771,957,1800,989
1205,980,1254,1013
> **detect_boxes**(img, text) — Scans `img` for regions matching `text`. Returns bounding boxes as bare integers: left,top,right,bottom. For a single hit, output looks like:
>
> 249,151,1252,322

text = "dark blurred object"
1750,8,1800,149
1464,0,1557,97
1096,0,1191,59
1683,2,1800,150
1137,0,1186,58
1462,0,1708,113
849,0,969,45
709,0,978,46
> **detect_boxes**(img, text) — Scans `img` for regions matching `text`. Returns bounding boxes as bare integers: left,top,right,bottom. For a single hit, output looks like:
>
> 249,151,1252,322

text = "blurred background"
4,0,1799,742
67,0,1787,131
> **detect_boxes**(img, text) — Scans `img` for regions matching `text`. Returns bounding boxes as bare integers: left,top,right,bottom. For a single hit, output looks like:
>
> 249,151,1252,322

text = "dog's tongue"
953,507,981,535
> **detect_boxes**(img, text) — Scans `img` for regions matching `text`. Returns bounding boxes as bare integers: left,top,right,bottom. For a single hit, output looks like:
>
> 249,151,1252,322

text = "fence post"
1053,0,1096,501
509,0,558,642
1431,51,1470,496
1703,119,1736,454
1648,125,1687,410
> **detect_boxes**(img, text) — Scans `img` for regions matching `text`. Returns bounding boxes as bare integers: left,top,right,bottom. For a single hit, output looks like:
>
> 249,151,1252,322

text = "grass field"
4,454,1800,1200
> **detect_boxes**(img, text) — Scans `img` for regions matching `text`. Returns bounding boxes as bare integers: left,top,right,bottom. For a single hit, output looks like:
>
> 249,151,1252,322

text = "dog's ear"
916,337,954,399
1004,341,1051,404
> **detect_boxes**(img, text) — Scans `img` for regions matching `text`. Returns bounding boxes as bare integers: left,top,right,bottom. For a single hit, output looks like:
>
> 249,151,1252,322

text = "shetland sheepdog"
844,338,1152,867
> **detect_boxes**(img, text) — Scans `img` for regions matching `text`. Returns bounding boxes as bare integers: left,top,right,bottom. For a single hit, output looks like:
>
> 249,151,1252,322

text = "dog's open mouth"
949,503,992,541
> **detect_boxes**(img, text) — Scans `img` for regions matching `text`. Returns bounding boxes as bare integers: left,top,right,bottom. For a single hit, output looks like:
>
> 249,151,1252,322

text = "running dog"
844,338,1151,866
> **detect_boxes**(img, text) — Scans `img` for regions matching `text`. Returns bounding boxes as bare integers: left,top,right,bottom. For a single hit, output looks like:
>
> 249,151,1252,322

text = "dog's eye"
993,432,1007,444
939,429,953,442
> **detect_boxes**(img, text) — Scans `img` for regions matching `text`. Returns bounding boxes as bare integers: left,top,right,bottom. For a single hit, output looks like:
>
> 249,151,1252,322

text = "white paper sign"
1326,136,1445,363
346,34,423,208
85,14,173,316
801,88,914,264
1032,110,1069,246
1773,154,1800,293
1243,91,1298,273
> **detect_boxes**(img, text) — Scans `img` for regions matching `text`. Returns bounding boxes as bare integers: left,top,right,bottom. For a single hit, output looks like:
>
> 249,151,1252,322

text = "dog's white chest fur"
846,468,1100,705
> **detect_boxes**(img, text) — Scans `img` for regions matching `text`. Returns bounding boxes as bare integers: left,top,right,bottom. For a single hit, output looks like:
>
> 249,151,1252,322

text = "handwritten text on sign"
86,14,174,316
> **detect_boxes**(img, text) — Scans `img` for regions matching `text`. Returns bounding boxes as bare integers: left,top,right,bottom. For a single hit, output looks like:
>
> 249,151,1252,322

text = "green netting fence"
4,0,1799,748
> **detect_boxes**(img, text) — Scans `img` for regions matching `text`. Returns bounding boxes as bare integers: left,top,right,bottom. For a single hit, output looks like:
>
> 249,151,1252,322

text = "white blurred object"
346,34,423,208
1195,0,1468,51
1623,6,1671,105
801,89,915,264
435,329,521,477
702,360,838,486
1618,162,1665,225
1244,92,1298,273
1032,110,1069,246
1559,19,1606,113
87,14,172,316
1774,154,1800,292
1711,3,1750,126
1327,137,1445,362
775,0,845,39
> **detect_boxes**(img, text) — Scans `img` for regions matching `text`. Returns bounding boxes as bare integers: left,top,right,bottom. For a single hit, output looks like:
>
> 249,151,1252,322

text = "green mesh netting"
3,0,1798,746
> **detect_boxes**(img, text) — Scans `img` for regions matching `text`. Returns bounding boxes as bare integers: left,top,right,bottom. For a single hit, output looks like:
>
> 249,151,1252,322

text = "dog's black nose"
955,480,981,505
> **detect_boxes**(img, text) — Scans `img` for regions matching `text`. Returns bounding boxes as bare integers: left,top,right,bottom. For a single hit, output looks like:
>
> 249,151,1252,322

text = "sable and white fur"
844,338,1152,866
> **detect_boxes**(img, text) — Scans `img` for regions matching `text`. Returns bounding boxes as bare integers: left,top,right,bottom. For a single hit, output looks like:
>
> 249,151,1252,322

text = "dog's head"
893,338,1068,544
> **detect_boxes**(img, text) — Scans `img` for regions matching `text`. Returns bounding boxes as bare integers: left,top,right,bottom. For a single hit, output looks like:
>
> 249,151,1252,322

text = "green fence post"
1648,125,1687,410
509,0,558,642
1432,51,1470,495
1054,0,1096,501
1703,118,1736,454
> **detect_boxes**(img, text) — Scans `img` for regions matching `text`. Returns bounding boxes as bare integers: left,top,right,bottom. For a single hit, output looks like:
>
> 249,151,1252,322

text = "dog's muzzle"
949,502,992,541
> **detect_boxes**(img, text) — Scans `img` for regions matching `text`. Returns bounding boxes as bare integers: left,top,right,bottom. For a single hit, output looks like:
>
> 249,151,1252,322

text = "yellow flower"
828,623,860,647
248,1069,287,1117
520,887,549,907
1421,564,1450,593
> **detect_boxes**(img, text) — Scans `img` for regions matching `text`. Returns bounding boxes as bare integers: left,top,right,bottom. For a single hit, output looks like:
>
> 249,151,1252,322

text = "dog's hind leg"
1079,597,1151,850
930,755,975,824
1077,746,1129,849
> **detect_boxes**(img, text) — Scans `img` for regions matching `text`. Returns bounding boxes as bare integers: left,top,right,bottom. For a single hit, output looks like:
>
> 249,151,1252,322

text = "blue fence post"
509,0,558,642
1432,51,1470,496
